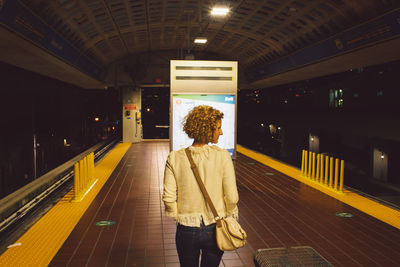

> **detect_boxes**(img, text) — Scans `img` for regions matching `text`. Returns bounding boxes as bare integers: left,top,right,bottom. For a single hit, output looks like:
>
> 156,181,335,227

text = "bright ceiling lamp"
211,7,229,16
194,38,207,44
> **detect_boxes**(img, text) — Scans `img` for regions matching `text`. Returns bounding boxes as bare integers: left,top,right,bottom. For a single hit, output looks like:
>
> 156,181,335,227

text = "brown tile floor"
50,142,400,267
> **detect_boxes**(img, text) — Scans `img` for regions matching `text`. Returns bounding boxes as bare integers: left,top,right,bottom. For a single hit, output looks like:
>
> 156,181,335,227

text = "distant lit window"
377,89,383,97
329,89,344,108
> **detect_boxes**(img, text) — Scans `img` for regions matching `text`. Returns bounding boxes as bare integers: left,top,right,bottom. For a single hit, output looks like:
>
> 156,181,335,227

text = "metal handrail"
0,138,119,234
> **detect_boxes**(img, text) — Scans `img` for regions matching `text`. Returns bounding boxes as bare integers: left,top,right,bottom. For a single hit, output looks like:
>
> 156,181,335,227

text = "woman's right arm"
163,154,178,219
222,151,239,217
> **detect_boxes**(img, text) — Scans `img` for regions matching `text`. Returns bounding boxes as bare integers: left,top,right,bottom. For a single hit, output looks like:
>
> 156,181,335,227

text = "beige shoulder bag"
185,148,247,251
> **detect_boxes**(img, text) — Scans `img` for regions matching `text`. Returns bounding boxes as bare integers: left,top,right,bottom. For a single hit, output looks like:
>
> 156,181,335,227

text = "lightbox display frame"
170,92,237,158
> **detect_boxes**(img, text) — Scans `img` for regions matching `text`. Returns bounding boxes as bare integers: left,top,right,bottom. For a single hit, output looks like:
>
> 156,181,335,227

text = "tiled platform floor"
50,142,400,266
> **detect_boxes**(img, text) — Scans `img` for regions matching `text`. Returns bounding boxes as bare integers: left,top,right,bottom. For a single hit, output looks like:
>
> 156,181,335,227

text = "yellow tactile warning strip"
237,145,400,229
0,143,131,266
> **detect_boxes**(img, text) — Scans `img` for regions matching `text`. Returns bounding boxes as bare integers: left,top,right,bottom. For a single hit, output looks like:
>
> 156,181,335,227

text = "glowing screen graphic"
172,94,236,156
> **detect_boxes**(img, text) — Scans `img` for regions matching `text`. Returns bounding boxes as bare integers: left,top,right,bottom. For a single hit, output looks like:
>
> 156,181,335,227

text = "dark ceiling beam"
218,1,290,57
123,0,135,27
102,0,130,55
199,0,245,53
216,0,267,51
160,0,167,48
172,1,186,54
243,5,342,66
237,0,325,63
86,13,331,50
77,0,117,58
44,1,108,64
122,0,138,50
145,0,152,51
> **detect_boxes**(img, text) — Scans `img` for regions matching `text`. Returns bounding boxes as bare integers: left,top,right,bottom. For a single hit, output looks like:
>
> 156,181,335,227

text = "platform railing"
72,152,97,202
0,139,119,236
301,150,344,193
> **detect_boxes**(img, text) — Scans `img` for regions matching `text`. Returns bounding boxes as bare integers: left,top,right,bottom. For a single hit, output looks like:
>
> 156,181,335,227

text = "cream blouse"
162,145,239,227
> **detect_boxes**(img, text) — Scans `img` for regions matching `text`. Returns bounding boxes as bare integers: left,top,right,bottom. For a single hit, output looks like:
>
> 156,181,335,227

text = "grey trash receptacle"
254,246,333,267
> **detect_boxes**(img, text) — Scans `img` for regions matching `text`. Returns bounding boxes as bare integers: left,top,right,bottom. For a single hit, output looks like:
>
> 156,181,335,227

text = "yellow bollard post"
87,154,92,186
87,155,90,185
311,153,316,180
320,155,324,183
316,154,320,182
91,153,94,180
308,151,312,178
82,158,86,191
82,158,85,191
90,152,94,181
87,154,91,183
79,159,84,195
339,160,344,192
81,157,85,191
325,155,329,184
301,150,305,175
84,156,88,189
329,157,334,188
74,162,79,199
334,158,339,190
304,150,308,176
87,154,92,182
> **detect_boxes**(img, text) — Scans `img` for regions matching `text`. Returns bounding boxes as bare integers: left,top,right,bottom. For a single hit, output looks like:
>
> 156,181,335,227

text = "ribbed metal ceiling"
19,0,399,72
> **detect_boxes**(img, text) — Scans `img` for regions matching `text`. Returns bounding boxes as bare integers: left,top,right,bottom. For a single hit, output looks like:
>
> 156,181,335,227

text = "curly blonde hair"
183,105,224,143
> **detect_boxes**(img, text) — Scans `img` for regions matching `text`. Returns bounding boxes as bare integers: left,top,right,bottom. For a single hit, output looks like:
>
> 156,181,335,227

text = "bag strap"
185,148,221,225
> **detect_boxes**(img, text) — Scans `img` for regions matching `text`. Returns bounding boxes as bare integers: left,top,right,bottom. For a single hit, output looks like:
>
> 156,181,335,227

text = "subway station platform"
1,141,400,266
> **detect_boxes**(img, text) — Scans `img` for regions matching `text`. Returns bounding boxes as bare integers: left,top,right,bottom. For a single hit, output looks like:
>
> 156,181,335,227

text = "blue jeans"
176,223,224,267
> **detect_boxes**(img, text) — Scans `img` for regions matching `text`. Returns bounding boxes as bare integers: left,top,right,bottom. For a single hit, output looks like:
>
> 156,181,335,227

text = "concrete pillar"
122,87,142,143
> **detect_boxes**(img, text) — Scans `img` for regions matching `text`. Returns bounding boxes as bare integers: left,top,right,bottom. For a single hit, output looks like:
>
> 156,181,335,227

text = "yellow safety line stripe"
237,145,400,229
0,143,131,266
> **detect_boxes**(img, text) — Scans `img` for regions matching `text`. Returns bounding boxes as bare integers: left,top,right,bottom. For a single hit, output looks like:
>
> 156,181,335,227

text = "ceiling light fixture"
211,7,229,16
194,38,207,44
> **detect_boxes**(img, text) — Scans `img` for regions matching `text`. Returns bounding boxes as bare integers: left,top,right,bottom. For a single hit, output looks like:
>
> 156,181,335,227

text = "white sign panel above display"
170,60,238,93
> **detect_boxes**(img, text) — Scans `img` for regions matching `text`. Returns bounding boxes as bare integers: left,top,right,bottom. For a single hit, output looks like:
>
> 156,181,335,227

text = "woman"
163,105,239,267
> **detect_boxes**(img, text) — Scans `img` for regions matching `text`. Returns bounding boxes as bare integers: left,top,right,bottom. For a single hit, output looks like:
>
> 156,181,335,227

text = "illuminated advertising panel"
172,94,236,156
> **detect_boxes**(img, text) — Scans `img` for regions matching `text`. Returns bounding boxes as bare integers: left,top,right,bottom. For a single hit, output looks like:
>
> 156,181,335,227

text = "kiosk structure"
170,60,238,157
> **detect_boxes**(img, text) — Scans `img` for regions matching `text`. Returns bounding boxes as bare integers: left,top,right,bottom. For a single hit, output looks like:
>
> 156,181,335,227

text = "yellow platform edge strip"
0,143,131,266
237,145,400,229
